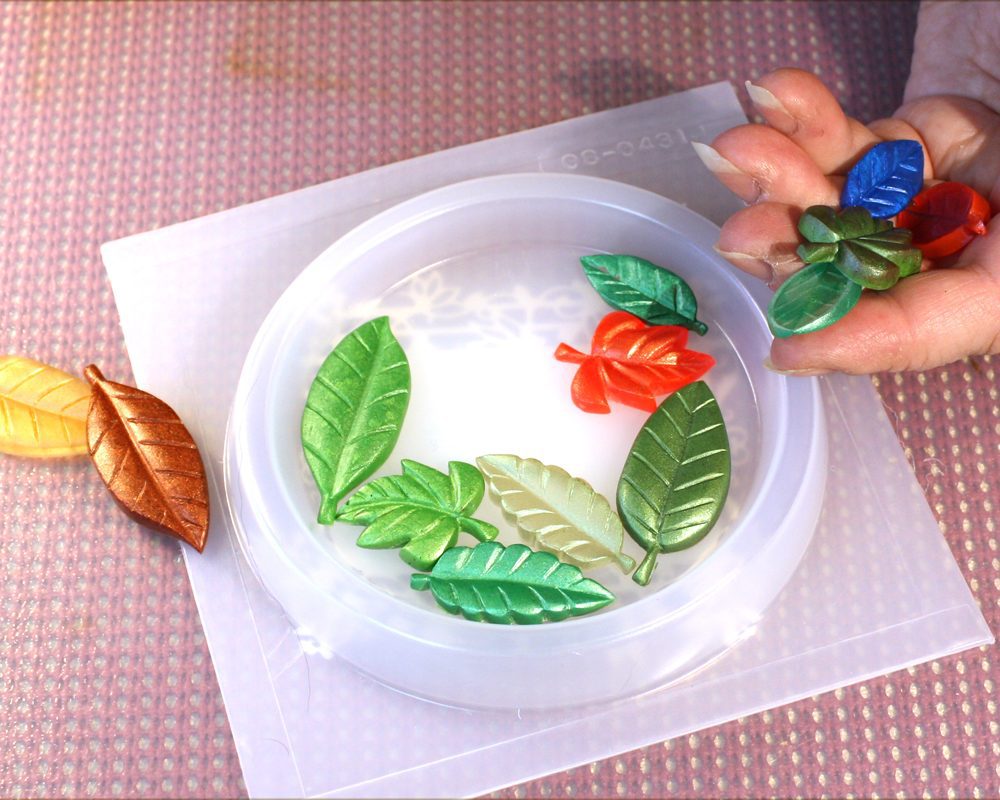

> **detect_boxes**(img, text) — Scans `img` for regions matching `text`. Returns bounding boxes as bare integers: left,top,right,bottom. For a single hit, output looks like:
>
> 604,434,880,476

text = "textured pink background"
0,2,997,797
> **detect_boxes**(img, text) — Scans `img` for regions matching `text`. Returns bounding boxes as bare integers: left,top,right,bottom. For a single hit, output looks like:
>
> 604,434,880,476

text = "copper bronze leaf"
84,365,210,552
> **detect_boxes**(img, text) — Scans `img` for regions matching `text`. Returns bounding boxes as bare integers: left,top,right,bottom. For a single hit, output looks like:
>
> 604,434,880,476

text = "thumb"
768,225,1000,374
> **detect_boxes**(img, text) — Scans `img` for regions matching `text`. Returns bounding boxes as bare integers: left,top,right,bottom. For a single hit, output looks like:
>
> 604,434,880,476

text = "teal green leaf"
337,459,499,570
581,254,708,334
767,261,862,338
476,454,636,574
410,541,615,624
616,381,731,586
302,316,410,524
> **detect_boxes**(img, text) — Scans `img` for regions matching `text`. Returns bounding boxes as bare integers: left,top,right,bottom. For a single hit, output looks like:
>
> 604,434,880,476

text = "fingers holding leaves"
768,258,1000,374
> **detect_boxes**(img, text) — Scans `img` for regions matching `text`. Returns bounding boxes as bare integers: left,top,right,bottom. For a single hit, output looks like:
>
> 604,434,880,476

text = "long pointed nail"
763,357,829,376
712,245,774,283
691,141,762,202
745,80,798,135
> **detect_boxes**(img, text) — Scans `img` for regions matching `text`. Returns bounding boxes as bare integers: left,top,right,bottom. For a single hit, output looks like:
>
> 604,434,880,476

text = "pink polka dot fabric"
0,2,995,797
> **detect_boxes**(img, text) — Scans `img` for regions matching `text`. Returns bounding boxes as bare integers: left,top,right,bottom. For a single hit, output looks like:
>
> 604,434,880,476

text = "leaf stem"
410,574,431,591
632,548,659,586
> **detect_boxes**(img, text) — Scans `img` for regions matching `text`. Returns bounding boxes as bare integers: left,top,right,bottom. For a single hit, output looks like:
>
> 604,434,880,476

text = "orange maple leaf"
554,311,715,414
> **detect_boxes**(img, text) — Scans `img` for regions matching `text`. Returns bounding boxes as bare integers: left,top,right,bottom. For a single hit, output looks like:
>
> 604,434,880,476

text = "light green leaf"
337,459,498,570
616,381,731,586
410,541,615,624
302,317,410,523
476,454,636,573
581,254,708,334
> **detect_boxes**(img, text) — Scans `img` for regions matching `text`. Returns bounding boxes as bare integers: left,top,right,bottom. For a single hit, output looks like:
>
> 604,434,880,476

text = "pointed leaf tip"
580,253,708,334
85,366,210,552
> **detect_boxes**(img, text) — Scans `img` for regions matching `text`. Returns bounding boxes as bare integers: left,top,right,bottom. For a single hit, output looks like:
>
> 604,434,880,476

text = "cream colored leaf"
0,356,91,457
476,454,636,574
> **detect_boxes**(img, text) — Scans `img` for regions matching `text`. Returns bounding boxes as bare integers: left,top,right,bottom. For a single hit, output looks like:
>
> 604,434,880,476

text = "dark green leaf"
797,205,842,243
767,261,863,338
834,241,900,290
616,381,731,586
797,242,839,264
797,207,920,290
337,459,498,570
302,317,410,523
581,254,708,334
410,541,615,623
848,229,922,278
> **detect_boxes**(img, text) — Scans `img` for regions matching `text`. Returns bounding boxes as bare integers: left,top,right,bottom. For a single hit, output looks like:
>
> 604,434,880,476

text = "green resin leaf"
410,541,615,624
581,254,708,334
476,454,636,574
767,261,863,338
616,381,731,586
796,205,919,290
302,316,410,524
337,459,499,570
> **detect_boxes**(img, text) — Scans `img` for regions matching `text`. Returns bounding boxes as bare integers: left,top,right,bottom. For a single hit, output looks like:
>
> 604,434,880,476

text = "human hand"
693,2,1000,374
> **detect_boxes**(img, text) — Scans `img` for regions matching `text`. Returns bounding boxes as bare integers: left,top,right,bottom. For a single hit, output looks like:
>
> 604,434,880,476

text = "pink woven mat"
1,2,996,797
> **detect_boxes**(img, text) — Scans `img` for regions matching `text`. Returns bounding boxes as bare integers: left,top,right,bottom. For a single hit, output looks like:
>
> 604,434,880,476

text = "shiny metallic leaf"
554,311,715,413
477,454,636,574
302,316,410,523
841,140,924,219
338,459,498,570
0,356,91,457
617,381,730,586
410,541,615,624
581,254,708,334
85,365,210,552
767,261,863,339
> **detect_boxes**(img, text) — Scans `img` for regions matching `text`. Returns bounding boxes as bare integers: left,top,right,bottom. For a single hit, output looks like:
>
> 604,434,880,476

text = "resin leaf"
842,140,924,219
0,356,91,457
581,254,708,334
302,316,410,524
767,261,863,338
85,365,210,552
476,454,636,574
554,311,715,413
797,206,921,290
410,541,615,623
896,181,992,259
617,381,730,586
835,229,922,288
337,459,498,570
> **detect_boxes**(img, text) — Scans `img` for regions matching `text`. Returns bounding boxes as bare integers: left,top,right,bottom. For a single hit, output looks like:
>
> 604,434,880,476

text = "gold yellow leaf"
0,355,91,457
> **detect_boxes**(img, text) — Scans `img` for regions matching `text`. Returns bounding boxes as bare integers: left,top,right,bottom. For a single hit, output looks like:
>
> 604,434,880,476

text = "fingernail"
763,357,829,376
745,80,798,135
691,141,762,203
712,245,774,283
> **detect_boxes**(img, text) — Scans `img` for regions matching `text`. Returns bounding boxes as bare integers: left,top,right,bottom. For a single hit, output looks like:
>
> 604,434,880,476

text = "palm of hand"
705,3,1000,374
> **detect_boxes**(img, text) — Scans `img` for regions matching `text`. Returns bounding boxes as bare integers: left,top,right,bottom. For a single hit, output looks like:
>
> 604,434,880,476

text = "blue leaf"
841,140,924,219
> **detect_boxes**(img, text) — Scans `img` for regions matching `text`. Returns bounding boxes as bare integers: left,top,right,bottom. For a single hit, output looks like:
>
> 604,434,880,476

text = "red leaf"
896,182,991,259
554,311,715,413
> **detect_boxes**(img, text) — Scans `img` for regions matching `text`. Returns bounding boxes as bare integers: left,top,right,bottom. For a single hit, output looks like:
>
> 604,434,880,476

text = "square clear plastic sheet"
101,83,992,798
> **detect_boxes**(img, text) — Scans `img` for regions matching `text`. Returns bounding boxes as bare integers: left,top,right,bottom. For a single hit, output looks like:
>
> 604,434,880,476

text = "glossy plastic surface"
225,173,828,709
